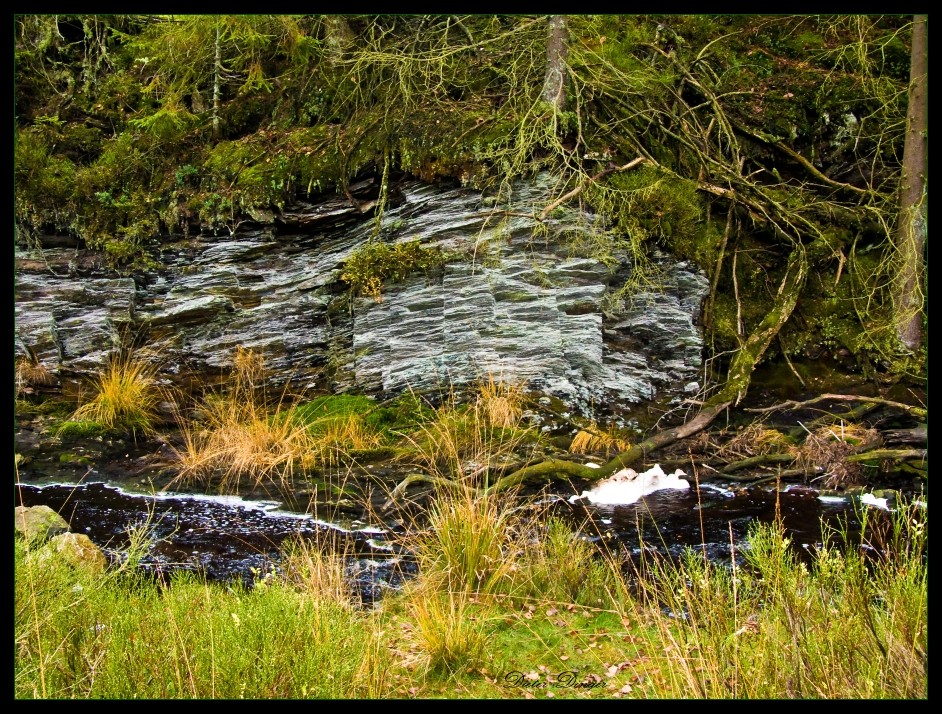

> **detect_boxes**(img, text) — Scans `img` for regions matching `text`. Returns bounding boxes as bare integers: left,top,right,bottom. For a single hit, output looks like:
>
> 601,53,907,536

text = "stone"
47,532,108,572
14,505,70,542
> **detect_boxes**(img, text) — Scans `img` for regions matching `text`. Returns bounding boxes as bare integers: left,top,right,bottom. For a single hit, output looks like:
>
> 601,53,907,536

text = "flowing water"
14,480,417,606
15,465,883,606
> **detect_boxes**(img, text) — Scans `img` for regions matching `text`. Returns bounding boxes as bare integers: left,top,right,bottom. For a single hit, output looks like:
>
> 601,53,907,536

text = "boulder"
46,532,108,573
14,505,70,542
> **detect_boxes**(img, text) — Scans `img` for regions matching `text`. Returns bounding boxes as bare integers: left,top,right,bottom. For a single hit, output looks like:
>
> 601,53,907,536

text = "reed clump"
58,350,165,439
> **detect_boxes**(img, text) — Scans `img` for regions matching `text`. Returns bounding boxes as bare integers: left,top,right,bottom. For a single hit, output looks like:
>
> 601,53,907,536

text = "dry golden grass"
170,348,315,491
401,578,489,674
170,348,389,492
173,407,315,491
15,352,55,397
280,534,355,607
569,421,631,457
400,398,535,485
475,374,526,428
69,351,164,437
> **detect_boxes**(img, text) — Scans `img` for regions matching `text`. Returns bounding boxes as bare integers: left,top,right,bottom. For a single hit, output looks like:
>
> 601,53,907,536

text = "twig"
778,334,806,389
703,198,735,330
722,452,796,473
746,393,927,419
537,157,646,221
381,472,459,510
732,248,743,339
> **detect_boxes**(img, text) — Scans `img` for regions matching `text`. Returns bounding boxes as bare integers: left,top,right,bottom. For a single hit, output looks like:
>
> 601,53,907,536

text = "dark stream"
15,480,417,606
15,472,881,605
563,481,868,567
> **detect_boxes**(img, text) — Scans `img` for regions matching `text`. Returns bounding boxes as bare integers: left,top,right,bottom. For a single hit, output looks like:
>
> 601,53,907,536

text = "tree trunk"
894,14,927,351
709,240,809,407
542,15,568,113
212,22,221,140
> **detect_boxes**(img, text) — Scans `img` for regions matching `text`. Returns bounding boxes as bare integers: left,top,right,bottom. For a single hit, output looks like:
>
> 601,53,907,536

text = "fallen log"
721,452,796,474
845,448,927,464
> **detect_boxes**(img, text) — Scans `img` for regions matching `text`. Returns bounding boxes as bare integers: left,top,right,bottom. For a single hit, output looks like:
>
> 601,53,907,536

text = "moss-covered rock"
14,505,70,543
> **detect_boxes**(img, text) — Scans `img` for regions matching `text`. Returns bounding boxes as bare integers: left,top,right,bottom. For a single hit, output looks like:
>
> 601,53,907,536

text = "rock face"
14,175,709,417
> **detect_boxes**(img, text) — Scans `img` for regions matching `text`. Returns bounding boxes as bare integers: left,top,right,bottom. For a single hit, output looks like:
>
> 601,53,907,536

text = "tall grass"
279,532,356,606
14,534,390,698
60,350,164,438
513,514,622,609
171,350,389,492
399,380,535,485
618,498,928,698
14,492,928,698
402,577,490,674
411,483,520,595
475,374,525,429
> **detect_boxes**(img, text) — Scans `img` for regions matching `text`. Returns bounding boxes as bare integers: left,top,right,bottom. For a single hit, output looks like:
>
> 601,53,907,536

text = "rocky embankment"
15,174,708,420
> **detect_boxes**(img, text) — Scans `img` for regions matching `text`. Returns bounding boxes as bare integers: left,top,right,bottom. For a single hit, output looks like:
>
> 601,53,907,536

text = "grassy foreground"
14,486,927,699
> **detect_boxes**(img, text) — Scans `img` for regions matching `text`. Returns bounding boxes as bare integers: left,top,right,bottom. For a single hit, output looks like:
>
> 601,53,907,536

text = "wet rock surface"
15,175,708,418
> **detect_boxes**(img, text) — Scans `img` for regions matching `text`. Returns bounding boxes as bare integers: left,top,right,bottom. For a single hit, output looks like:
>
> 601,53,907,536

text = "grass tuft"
61,351,164,438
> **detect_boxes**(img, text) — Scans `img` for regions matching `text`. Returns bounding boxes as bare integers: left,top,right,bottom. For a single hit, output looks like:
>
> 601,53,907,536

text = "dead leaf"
546,607,558,616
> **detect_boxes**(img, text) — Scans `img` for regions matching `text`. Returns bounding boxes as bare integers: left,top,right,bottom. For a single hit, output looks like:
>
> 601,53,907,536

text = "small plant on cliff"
340,239,445,302
14,348,56,398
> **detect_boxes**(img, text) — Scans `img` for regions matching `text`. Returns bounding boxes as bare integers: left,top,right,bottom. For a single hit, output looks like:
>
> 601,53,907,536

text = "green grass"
14,536,387,699
15,480,927,699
